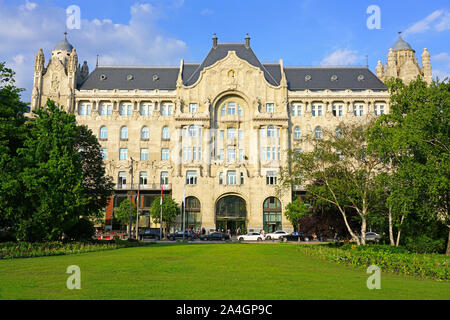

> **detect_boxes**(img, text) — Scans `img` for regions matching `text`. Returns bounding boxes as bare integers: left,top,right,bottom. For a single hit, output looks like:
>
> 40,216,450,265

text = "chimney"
212,33,218,48
245,33,250,48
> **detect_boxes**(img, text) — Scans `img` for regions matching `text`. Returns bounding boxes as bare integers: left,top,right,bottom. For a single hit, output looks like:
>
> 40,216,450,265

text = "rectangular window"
161,171,169,185
227,128,236,140
219,149,224,161
227,149,236,162
239,149,244,162
118,172,127,187
266,171,277,185
161,148,169,161
227,171,237,185
238,130,243,141
240,172,244,185
227,103,236,115
193,147,197,161
261,147,266,161
119,148,128,161
186,171,197,185
189,103,198,113
140,149,149,161
219,172,223,185
266,103,274,113
127,105,132,116
139,172,148,186
312,105,316,117
220,130,225,140
318,105,323,117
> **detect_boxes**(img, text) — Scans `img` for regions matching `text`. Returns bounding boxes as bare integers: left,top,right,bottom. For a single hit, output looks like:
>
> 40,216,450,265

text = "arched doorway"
263,197,282,233
215,195,247,235
183,196,202,231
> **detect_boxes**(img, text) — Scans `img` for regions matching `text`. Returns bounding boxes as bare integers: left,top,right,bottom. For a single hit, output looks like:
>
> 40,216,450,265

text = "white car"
265,230,288,240
238,232,265,241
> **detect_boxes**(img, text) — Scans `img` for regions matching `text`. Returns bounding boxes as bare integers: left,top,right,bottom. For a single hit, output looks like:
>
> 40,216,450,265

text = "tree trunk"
360,217,366,245
388,206,395,246
446,229,450,256
338,208,360,245
396,214,405,247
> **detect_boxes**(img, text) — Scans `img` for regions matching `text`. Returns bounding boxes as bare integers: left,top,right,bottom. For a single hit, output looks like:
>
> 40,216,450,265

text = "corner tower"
30,33,89,113
376,32,432,84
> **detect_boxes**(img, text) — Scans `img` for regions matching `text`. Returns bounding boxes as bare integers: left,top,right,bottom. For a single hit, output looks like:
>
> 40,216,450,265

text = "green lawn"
0,243,448,300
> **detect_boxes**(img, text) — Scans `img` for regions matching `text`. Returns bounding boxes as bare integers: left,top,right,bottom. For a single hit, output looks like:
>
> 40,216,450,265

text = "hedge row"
295,244,449,281
0,239,148,260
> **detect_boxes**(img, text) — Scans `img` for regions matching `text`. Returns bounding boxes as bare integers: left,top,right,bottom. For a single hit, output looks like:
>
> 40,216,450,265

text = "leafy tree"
0,62,28,231
281,122,385,245
285,199,310,231
150,196,181,237
113,199,137,231
368,78,450,255
65,217,96,241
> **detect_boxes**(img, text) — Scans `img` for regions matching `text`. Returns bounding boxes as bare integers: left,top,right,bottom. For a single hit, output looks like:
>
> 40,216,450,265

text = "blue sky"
1,0,449,100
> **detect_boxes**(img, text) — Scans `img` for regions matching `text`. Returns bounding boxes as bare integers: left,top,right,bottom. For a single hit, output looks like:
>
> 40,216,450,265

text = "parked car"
265,230,288,240
138,229,161,240
168,230,197,241
365,232,380,242
280,232,310,242
199,232,230,241
237,232,265,241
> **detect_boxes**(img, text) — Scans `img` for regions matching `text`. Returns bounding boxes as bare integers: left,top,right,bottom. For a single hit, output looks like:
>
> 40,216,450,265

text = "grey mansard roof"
78,42,387,91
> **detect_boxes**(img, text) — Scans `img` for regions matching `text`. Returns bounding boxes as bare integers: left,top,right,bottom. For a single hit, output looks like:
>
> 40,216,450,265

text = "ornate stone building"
376,32,432,84
29,33,431,234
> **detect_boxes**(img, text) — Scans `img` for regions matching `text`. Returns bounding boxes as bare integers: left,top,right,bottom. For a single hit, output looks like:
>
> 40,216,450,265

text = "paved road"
141,239,328,245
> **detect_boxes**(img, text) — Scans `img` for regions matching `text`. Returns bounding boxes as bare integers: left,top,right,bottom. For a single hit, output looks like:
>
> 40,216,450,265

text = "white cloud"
404,10,450,36
320,49,361,66
0,1,188,100
433,69,450,81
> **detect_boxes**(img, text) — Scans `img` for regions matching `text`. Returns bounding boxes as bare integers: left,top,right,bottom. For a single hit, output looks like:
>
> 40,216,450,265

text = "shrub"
404,235,446,254
64,218,96,241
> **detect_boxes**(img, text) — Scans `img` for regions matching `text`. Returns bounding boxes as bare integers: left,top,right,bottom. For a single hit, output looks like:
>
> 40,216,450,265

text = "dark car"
139,229,162,240
199,232,230,241
168,230,197,241
280,232,310,242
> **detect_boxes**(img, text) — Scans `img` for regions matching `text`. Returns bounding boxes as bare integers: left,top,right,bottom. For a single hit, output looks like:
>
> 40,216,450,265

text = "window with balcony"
353,104,364,116
291,103,302,117
161,103,173,116
78,103,92,116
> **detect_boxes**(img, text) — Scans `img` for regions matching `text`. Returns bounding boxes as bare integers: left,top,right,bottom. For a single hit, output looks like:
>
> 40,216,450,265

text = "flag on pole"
160,184,163,205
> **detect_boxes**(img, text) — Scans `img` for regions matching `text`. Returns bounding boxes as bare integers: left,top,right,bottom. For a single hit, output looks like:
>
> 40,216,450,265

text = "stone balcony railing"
115,183,172,191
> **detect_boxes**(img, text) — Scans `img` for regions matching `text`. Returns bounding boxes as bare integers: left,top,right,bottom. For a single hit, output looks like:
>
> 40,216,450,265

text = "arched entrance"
181,196,202,231
215,195,247,235
263,197,282,233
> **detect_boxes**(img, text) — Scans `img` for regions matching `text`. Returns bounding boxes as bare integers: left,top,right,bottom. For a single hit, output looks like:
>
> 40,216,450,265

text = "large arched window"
99,126,108,140
162,126,170,140
120,126,128,140
182,196,202,231
294,127,301,140
314,126,322,140
141,126,149,140
263,197,282,233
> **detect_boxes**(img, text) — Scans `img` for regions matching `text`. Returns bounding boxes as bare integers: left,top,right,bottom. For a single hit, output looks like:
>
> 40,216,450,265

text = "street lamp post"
128,157,134,239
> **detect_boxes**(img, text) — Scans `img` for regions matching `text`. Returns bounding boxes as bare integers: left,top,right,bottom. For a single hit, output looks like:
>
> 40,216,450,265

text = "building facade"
29,33,431,234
